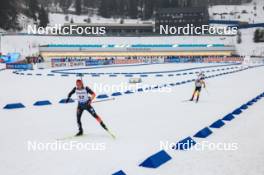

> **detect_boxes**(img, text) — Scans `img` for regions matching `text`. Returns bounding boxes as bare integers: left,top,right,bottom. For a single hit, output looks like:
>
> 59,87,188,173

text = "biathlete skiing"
190,75,206,103
66,79,115,138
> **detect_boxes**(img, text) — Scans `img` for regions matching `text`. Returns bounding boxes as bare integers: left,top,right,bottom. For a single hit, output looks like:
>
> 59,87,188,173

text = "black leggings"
76,103,107,132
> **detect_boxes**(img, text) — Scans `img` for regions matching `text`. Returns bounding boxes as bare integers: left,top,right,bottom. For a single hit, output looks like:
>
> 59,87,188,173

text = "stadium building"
62,23,154,36
39,44,236,61
155,7,209,33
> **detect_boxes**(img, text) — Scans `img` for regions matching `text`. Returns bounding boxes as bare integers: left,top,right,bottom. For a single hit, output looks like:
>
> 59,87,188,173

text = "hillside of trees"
0,0,49,30
0,0,251,31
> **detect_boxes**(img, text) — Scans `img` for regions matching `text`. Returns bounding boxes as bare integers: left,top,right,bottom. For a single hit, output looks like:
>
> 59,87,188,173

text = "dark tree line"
68,0,199,19
96,0,196,19
254,29,264,43
0,0,50,30
0,0,207,30
25,0,50,27
0,0,20,30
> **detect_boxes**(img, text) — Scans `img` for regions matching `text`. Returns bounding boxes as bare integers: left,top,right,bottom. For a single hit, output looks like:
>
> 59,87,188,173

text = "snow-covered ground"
6,63,241,104
50,63,229,74
0,28,5,33
49,13,154,26
209,0,264,23
49,63,242,94
0,63,5,69
208,0,264,56
236,28,264,56
0,63,264,175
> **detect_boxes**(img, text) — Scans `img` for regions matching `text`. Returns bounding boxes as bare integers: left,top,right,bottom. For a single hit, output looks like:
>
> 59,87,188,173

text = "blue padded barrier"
139,150,171,168
47,74,55,76
92,74,100,77
176,82,181,85
112,170,126,175
61,74,69,77
36,74,42,76
209,119,225,128
27,73,32,75
109,74,117,77
34,100,52,106
156,74,163,77
173,136,196,150
125,74,133,77
145,87,151,90
3,103,25,109
59,98,74,103
140,75,148,77
222,113,235,121
112,92,122,96
124,90,133,94
193,127,212,138
97,94,109,99
176,73,181,76
168,74,174,77
138,88,144,92
240,104,248,110
247,101,254,106
232,108,242,115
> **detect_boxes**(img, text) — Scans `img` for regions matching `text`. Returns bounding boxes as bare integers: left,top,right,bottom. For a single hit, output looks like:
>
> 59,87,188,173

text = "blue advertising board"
6,63,33,70
85,60,113,66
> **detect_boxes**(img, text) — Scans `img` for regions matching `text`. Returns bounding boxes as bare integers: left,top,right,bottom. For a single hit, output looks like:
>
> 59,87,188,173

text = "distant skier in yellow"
190,76,206,103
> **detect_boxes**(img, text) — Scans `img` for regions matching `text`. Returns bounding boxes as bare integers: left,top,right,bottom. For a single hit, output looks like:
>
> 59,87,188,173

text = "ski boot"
75,130,83,136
